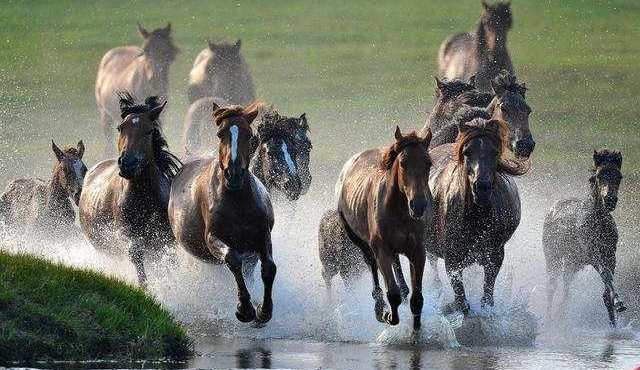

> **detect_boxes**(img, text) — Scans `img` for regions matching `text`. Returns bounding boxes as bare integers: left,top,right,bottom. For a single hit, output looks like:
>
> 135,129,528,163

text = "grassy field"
0,0,639,182
0,251,192,363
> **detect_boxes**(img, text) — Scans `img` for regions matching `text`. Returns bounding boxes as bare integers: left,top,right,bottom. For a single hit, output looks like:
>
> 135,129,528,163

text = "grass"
0,0,638,181
0,251,192,363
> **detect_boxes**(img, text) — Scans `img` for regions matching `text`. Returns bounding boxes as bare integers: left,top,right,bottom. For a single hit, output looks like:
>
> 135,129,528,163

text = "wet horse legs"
256,235,276,323
375,245,402,326
409,251,426,330
444,258,469,314
481,247,505,308
595,263,626,327
392,256,409,300
129,241,147,286
225,249,256,323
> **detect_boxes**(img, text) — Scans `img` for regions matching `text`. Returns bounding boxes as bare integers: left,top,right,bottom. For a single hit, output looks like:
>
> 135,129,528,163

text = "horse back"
0,178,46,226
438,31,475,81
95,46,140,115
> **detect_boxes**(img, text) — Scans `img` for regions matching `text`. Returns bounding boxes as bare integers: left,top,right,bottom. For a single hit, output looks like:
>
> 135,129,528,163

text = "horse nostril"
515,137,536,155
474,180,492,194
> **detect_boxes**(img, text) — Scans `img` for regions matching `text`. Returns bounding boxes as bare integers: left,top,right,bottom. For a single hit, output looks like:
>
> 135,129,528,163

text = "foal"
543,149,626,327
80,94,181,285
0,141,86,233
168,102,277,323
336,127,433,330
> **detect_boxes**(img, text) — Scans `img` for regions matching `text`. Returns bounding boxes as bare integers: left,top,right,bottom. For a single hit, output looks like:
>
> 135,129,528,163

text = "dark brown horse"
427,117,526,313
187,39,256,105
543,149,626,327
425,71,534,159
438,1,513,92
336,127,433,330
251,110,312,201
80,94,181,285
0,141,86,234
168,102,277,323
96,23,178,155
183,96,229,155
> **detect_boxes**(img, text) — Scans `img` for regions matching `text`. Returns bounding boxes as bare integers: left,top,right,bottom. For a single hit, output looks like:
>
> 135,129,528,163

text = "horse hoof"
235,303,256,323
255,303,273,323
443,299,470,315
383,311,399,326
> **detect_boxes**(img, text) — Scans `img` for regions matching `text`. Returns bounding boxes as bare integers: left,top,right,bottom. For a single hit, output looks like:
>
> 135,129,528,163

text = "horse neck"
587,181,608,218
250,147,267,186
382,161,407,211
124,158,164,197
45,169,71,211
137,55,170,93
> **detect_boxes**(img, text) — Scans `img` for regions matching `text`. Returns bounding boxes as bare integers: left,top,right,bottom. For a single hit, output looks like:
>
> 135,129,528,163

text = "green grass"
0,251,192,363
0,0,639,182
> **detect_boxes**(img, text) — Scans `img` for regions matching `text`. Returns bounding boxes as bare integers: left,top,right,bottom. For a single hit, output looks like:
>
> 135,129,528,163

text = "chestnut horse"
0,141,86,234
438,1,514,92
543,149,626,327
187,39,256,105
427,117,526,313
79,94,181,285
96,22,178,155
168,102,277,323
336,127,433,330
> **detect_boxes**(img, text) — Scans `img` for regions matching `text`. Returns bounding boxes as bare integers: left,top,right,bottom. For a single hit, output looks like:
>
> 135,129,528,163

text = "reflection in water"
235,346,272,369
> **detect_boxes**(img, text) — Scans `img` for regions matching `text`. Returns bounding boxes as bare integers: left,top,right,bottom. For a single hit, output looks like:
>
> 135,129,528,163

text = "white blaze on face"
132,117,140,125
281,140,297,176
73,160,85,186
230,125,239,163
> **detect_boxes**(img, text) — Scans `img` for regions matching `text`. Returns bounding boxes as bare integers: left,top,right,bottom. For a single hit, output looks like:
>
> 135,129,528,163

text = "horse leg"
392,255,410,301
444,258,469,314
256,234,277,323
374,245,401,325
546,261,560,319
129,241,147,286
559,266,577,319
409,251,426,331
225,249,256,323
481,246,505,308
594,262,626,328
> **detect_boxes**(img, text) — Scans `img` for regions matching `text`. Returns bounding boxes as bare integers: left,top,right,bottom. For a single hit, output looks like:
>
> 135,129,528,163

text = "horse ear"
52,140,65,162
299,113,308,127
147,101,167,121
613,151,623,168
482,1,489,10
164,22,171,33
234,39,242,50
136,22,149,39
77,140,85,158
394,126,403,141
244,108,260,124
423,128,433,148
206,39,216,51
468,75,476,86
506,0,512,7
212,102,220,112
491,78,506,96
434,76,446,91
593,150,604,167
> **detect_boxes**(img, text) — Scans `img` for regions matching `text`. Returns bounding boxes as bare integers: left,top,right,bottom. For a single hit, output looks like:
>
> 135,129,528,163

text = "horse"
95,22,178,155
425,71,534,159
168,101,277,324
0,140,86,234
251,109,312,201
183,96,229,155
543,149,626,327
79,93,181,285
187,39,256,105
426,116,526,313
336,127,434,330
438,1,513,92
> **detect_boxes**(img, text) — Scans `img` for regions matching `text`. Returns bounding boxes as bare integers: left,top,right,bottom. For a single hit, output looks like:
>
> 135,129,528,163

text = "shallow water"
2,173,640,369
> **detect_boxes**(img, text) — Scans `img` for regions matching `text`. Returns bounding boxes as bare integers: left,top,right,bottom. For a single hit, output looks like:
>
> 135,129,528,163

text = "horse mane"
460,89,495,107
213,100,265,125
116,91,182,179
493,70,526,97
380,131,427,170
257,111,301,141
592,149,622,172
62,146,79,156
435,78,476,100
454,117,529,176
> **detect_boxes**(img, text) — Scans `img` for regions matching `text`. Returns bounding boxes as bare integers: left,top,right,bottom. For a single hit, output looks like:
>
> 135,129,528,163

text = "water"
2,172,640,369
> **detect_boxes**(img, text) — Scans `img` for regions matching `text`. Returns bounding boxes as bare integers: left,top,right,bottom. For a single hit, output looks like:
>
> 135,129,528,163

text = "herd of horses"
0,2,628,331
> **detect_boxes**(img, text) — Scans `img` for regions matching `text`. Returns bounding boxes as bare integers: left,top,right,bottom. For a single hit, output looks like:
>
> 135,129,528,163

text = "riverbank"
0,251,192,364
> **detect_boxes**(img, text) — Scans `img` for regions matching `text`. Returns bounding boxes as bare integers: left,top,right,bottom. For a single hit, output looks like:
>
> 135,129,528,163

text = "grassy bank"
0,251,192,363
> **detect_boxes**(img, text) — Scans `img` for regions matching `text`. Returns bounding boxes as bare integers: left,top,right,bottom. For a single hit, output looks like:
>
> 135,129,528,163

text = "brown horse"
96,22,178,155
183,96,229,155
168,102,277,323
438,1,513,92
336,127,433,330
79,93,181,285
0,141,86,234
543,149,626,327
427,117,526,313
187,39,256,105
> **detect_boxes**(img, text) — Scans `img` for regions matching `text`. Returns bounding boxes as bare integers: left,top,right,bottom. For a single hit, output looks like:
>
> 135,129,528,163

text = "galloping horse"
96,23,178,154
168,102,277,323
251,110,312,201
336,127,433,330
0,141,86,234
438,1,514,91
543,149,626,327
187,39,256,105
427,117,526,313
80,94,181,285
183,96,229,155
